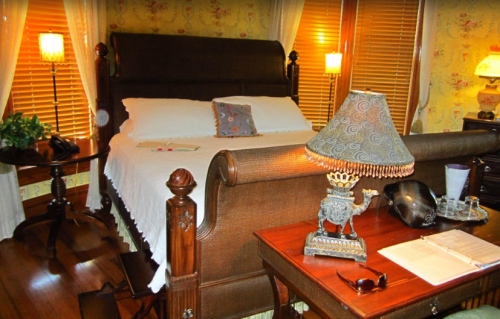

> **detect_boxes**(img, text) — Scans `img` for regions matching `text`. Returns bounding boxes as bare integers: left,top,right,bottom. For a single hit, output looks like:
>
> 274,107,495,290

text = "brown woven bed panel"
199,274,273,319
198,158,468,285
402,130,500,161
199,175,329,284
214,130,500,187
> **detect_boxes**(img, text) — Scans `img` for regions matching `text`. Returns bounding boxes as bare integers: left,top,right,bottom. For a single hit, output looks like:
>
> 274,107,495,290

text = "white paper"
378,230,500,286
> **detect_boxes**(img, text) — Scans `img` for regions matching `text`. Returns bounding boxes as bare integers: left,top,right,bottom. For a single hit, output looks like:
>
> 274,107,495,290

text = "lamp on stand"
39,31,65,134
325,52,342,122
39,31,79,158
303,90,415,262
474,45,500,120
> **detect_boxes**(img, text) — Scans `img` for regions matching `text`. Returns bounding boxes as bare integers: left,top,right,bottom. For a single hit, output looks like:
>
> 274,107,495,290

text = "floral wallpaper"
425,0,500,133
106,0,271,39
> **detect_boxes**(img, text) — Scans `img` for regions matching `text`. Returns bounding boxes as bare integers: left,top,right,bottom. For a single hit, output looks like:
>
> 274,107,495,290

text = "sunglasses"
337,264,388,293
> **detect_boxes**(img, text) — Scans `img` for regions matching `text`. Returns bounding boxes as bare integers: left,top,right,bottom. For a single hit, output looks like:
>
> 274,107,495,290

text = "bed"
94,32,320,319
94,33,500,319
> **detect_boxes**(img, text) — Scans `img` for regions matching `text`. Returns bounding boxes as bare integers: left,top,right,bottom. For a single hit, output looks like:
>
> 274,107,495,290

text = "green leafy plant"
0,112,52,150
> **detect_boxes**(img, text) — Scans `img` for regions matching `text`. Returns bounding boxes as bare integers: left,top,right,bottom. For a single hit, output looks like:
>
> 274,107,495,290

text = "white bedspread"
104,130,317,292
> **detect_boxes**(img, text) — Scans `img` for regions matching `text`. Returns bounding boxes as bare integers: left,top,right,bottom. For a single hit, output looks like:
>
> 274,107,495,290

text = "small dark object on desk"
383,180,437,228
49,134,80,161
337,264,387,293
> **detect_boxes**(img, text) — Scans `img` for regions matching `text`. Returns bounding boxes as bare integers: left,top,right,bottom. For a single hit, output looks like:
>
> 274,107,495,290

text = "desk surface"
255,207,500,319
0,138,109,167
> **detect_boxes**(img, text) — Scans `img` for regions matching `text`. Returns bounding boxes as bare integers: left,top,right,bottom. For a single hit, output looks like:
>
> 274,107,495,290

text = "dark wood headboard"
95,32,299,149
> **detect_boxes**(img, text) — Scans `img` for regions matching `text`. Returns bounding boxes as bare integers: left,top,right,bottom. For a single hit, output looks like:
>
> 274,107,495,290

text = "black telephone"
49,134,80,161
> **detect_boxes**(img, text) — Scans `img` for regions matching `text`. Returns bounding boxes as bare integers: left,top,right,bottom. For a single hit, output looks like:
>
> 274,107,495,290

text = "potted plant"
0,112,52,150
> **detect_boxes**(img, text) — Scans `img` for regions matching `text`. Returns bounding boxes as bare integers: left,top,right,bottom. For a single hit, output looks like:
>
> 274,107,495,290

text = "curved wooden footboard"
162,130,500,319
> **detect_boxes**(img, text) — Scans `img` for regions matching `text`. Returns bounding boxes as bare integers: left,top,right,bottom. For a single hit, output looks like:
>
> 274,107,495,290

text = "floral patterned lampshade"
305,90,415,178
474,45,500,119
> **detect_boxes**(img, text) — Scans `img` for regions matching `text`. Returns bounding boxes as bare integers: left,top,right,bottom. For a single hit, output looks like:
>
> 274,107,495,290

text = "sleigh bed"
94,33,500,319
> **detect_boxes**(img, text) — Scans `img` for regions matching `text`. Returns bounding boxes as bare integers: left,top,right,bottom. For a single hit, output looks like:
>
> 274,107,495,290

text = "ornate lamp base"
478,110,495,119
304,231,367,262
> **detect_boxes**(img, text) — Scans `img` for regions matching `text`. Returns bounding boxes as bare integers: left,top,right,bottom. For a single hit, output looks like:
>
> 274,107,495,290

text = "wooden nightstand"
0,138,110,258
463,112,500,210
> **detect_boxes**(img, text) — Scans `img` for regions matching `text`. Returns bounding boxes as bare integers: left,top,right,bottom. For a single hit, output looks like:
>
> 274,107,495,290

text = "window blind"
351,0,420,134
11,0,91,138
292,0,343,129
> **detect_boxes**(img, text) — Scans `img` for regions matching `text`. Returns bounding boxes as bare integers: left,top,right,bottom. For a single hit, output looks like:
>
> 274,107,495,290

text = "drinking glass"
440,195,455,216
464,196,479,219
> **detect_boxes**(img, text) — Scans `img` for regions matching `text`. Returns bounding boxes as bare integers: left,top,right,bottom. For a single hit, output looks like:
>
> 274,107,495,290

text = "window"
293,0,421,134
292,0,343,129
351,0,420,133
10,0,91,138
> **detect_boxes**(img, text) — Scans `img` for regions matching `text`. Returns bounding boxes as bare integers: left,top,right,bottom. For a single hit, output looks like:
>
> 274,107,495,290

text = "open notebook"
379,229,500,285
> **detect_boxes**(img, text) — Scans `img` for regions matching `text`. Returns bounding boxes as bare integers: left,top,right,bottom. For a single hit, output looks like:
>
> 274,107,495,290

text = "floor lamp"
325,52,342,121
39,31,65,134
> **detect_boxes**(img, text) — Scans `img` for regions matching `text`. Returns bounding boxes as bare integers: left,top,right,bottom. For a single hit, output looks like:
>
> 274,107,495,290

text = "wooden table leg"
13,165,108,258
13,212,54,240
263,260,303,319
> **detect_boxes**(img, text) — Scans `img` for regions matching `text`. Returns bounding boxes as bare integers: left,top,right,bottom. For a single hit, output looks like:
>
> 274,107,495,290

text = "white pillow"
122,98,216,139
212,96,312,133
119,119,134,137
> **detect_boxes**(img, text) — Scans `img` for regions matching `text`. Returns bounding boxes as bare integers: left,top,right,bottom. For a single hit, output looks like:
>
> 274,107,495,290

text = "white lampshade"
39,32,65,63
475,46,500,80
325,52,342,75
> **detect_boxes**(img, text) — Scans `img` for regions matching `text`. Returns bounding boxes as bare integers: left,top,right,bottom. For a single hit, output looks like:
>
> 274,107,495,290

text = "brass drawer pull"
484,166,491,172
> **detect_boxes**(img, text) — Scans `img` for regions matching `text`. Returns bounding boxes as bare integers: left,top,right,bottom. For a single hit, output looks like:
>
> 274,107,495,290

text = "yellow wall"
106,0,500,133
106,0,271,39
426,0,500,133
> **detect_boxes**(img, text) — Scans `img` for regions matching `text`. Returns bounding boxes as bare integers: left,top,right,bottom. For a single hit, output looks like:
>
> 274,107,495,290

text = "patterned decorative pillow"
212,101,260,137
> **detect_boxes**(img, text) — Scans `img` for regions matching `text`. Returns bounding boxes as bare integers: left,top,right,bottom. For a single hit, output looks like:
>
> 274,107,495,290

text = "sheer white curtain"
0,0,29,240
411,0,439,134
269,0,305,57
64,0,106,211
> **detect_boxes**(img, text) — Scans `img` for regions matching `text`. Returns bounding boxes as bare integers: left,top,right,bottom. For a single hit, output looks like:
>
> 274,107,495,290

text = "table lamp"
325,52,342,121
304,90,415,262
39,31,65,134
474,45,500,120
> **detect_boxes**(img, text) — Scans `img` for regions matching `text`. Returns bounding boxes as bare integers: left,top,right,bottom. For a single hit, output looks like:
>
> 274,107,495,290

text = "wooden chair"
79,250,165,319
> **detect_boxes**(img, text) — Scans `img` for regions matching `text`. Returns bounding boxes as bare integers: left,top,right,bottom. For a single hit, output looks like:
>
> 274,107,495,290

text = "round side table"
0,138,110,258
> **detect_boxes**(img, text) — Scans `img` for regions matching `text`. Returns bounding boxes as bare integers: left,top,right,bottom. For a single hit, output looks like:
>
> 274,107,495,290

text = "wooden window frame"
301,0,424,135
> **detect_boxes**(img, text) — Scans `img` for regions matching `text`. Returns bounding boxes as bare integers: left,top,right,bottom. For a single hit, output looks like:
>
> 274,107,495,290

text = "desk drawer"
480,177,500,198
382,280,482,319
463,121,500,133
482,158,500,178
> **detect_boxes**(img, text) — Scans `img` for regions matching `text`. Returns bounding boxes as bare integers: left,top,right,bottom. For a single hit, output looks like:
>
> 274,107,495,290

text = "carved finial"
167,169,196,197
168,169,195,186
289,50,299,64
95,43,109,57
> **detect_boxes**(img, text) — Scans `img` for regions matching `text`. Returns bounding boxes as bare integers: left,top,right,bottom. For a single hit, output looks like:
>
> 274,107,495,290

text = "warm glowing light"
325,52,342,75
39,32,65,63
318,33,325,44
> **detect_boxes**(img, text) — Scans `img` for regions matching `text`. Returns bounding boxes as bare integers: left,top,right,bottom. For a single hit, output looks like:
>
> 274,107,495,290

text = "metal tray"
436,198,489,221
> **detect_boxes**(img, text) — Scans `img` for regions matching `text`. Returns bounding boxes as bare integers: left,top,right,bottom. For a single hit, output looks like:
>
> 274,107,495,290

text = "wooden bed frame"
94,32,304,318
94,33,500,319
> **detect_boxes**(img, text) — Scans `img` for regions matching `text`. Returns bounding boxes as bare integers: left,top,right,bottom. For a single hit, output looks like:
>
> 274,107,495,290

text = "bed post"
166,169,198,319
95,43,112,213
287,50,299,105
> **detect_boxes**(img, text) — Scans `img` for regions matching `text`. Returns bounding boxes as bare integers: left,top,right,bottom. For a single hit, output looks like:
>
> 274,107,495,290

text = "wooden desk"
0,138,110,258
255,207,500,319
